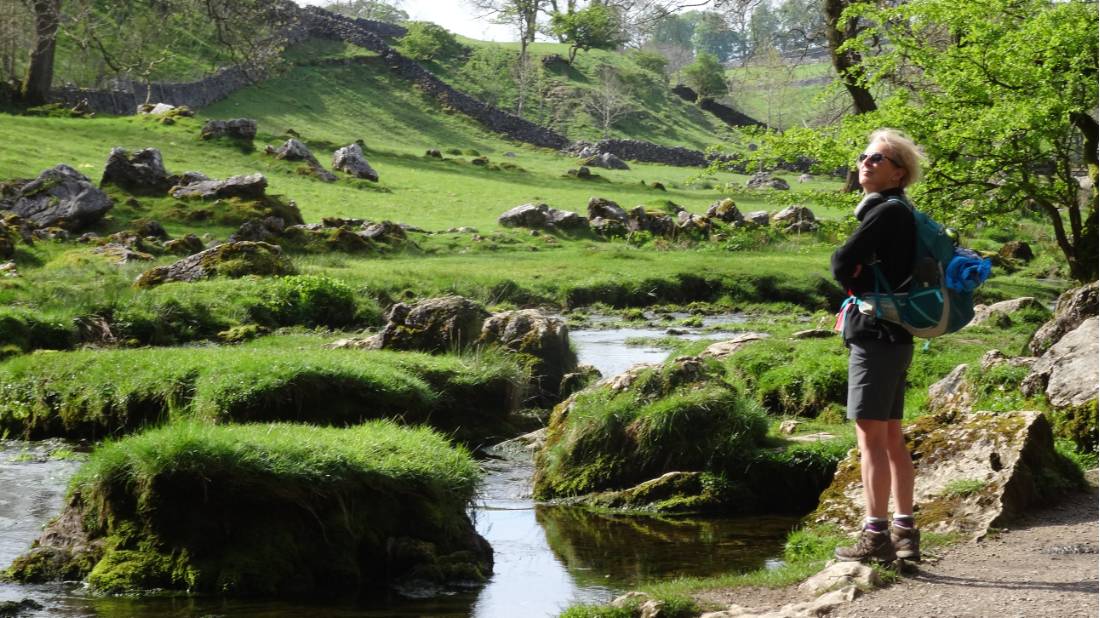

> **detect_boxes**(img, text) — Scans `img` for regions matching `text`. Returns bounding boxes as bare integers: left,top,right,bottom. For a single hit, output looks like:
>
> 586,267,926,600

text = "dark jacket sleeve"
831,201,913,295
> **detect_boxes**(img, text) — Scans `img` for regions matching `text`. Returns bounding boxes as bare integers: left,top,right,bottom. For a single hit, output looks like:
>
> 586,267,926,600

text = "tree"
396,21,464,61
322,0,409,23
649,13,695,49
690,11,739,62
0,0,34,88
467,0,546,116
20,0,60,105
850,0,1098,282
632,48,669,81
824,0,877,191
584,64,636,138
551,3,625,64
682,51,726,98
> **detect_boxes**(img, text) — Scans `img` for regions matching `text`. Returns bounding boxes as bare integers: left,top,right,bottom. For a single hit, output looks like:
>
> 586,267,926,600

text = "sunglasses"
858,152,903,167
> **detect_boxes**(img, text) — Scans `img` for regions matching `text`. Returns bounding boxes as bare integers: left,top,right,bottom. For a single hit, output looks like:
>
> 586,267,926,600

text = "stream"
0,316,796,617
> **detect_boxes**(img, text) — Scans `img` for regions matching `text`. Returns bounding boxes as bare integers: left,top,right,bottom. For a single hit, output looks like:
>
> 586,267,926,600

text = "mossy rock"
6,422,492,598
134,241,295,288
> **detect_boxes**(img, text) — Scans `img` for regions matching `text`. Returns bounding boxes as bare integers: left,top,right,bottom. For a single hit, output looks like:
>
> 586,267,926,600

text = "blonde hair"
868,128,925,188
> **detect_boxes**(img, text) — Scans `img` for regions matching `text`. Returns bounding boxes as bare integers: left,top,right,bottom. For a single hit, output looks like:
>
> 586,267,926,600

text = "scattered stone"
130,218,169,240
138,102,177,115
364,296,490,353
798,173,813,183
1021,316,1098,408
1027,282,1098,355
589,216,627,237
273,139,337,182
998,240,1034,263
229,218,281,243
471,156,489,166
979,349,1037,372
503,151,517,158
792,329,834,339
94,243,155,265
163,234,204,256
360,220,406,243
584,152,630,170
170,173,268,200
706,198,744,224
0,164,113,231
101,147,174,195
479,309,577,403
969,297,1043,328
498,203,551,229
746,172,790,190
568,166,593,179
200,118,257,142
650,182,665,191
330,144,378,181
784,220,819,233
0,598,44,617
811,411,1075,537
174,171,209,186
425,148,442,158
799,561,880,596
744,211,771,227
700,333,770,359
134,241,294,287
0,261,19,277
926,364,973,415
587,197,628,222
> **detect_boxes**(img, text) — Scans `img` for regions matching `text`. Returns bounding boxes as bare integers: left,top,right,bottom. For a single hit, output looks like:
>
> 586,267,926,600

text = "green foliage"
551,5,625,65
682,52,727,99
941,478,987,499
397,21,466,61
0,307,76,351
259,274,358,328
631,50,668,80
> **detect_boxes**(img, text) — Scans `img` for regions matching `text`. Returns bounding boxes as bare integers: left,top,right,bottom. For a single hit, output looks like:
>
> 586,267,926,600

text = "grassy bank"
6,420,491,597
0,336,525,443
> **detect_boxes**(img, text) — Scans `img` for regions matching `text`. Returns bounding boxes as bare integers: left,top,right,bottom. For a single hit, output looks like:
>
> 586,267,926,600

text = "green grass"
0,335,525,443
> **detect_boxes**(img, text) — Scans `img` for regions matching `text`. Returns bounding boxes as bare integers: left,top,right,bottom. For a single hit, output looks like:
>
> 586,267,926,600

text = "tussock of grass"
7,420,489,596
0,338,525,442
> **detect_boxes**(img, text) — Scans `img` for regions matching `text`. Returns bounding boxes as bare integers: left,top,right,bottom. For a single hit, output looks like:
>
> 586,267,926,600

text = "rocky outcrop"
201,118,258,142
587,197,628,223
170,173,268,200
1027,282,1098,355
479,309,577,404
364,296,490,353
970,297,1044,327
772,205,818,232
0,165,113,231
332,143,379,181
270,139,337,182
705,198,743,224
498,203,587,231
133,241,294,287
747,172,790,190
1021,317,1098,409
100,147,175,195
582,152,630,170
812,411,1079,537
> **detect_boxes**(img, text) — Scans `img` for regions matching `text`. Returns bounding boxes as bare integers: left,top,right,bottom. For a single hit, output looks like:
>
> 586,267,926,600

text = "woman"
830,128,924,563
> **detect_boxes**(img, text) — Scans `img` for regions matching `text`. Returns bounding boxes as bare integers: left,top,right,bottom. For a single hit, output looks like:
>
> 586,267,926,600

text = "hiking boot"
834,528,897,563
891,524,921,561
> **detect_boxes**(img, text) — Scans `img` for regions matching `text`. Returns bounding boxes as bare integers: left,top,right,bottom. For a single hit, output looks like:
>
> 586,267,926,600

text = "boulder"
0,165,112,231
94,243,155,265
133,241,294,287
499,203,550,229
174,171,209,186
772,205,816,226
100,147,174,195
980,349,1037,372
587,197,628,222
139,102,177,115
163,234,204,256
784,220,819,233
365,296,490,353
1021,316,1098,409
589,216,627,238
969,296,1043,328
998,240,1034,263
926,364,972,415
798,561,879,596
546,207,588,231
1027,282,1098,355
676,211,711,236
170,173,268,200
332,143,379,182
811,411,1078,537
479,309,577,403
744,211,771,227
200,118,257,142
798,173,813,183
700,333,770,359
229,218,281,243
746,172,790,190
591,152,630,170
705,198,743,224
130,218,169,240
273,139,337,182
425,148,442,158
360,220,407,243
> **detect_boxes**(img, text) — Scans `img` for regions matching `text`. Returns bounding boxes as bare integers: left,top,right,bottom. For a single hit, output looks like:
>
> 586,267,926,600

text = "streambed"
0,316,794,617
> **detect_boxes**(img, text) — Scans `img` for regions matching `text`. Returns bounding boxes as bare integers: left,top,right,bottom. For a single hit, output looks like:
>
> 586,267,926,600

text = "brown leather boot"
834,528,897,563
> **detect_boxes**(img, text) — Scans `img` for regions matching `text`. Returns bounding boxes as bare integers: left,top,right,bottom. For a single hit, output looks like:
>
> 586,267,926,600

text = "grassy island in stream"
4,421,490,597
0,335,525,444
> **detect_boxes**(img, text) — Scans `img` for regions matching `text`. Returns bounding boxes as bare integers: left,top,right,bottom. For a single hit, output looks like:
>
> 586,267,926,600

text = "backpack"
855,197,988,338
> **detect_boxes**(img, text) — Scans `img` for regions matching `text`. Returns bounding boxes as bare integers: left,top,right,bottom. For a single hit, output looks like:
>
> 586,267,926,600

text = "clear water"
0,317,794,617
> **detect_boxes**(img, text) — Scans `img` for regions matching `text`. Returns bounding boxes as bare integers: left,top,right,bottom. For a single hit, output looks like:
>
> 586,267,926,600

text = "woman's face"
858,141,907,194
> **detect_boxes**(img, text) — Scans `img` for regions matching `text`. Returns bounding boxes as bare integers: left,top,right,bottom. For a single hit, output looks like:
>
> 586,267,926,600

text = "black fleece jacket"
830,188,916,345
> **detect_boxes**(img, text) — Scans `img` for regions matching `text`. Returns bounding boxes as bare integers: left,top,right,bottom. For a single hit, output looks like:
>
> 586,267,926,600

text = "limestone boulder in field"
1027,281,1098,355
772,205,817,232
332,143,379,182
969,297,1045,328
0,165,112,231
272,139,337,182
587,197,628,223
100,147,174,195
744,210,771,227
479,309,577,403
705,198,743,224
170,173,268,201
746,172,790,190
133,241,294,287
811,410,1080,537
1021,316,1098,409
584,152,629,170
366,296,490,354
499,203,587,231
201,118,257,142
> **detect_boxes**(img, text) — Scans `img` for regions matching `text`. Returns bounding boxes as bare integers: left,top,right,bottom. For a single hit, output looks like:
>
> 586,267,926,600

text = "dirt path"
829,479,1099,618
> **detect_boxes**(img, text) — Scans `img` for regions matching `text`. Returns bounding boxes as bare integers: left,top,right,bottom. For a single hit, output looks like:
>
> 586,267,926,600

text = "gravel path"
829,480,1099,618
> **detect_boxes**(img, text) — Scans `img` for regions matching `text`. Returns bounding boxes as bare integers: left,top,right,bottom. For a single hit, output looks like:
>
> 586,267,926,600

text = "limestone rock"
746,172,790,190
589,216,627,237
360,220,407,244
706,198,743,224
811,411,1074,537
587,197,628,222
100,147,174,195
798,561,879,596
479,309,577,403
201,118,257,141
332,143,379,181
772,206,817,231
1021,316,1098,408
163,234,204,256
969,297,1043,328
170,173,267,200
980,349,1037,372
133,241,294,287
273,139,337,182
700,333,770,359
0,165,113,231
546,207,588,231
998,240,1034,262
585,152,630,170
1027,282,1098,355
744,211,771,227
366,296,490,353
499,203,551,228
926,364,973,415
792,329,834,339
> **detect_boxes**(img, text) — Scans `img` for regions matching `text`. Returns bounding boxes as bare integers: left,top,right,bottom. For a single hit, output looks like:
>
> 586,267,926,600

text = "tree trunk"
20,0,60,106
824,0,876,192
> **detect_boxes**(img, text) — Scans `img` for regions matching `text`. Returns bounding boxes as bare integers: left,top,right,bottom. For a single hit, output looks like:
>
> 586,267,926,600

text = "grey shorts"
847,340,914,421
